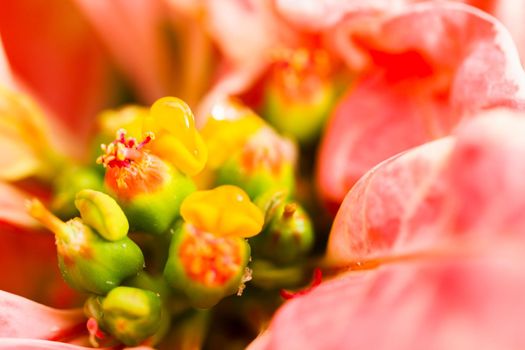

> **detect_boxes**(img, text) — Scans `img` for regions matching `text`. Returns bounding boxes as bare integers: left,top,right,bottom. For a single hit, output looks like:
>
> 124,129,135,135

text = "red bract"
317,2,525,210
249,109,525,349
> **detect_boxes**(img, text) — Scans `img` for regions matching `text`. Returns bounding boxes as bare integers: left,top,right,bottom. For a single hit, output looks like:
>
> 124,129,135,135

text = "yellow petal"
201,100,264,168
181,185,264,238
145,97,207,175
96,105,148,141
0,86,54,180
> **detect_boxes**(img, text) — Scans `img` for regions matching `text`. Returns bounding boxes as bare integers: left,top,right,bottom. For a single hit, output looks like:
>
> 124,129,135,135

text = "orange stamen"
97,129,167,199
179,224,243,287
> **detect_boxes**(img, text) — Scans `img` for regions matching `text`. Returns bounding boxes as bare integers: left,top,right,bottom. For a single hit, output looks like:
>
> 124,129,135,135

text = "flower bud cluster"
29,96,317,347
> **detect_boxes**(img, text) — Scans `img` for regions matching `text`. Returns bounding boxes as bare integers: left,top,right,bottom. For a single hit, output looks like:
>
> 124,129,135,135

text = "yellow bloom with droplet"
180,185,264,238
144,97,207,176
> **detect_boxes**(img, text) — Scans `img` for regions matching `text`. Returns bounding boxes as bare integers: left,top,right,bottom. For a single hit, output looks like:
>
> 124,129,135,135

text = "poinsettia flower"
249,108,525,350
193,1,525,213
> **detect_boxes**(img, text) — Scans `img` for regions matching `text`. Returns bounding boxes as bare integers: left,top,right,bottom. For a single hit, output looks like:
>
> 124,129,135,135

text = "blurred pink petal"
73,0,172,103
251,245,525,350
275,0,405,30
317,2,525,209
0,0,112,142
0,182,38,227
205,0,295,66
0,339,97,350
328,109,525,263
0,290,84,340
251,109,525,349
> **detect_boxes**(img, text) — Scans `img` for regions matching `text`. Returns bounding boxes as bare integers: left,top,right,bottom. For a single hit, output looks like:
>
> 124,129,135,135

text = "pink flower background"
2,0,525,349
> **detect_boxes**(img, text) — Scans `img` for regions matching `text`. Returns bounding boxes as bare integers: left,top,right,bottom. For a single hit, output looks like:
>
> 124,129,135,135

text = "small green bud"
262,48,336,144
250,201,314,265
51,166,104,220
120,171,196,235
262,80,335,144
164,223,251,308
215,127,296,199
75,189,129,241
85,286,162,346
28,200,145,295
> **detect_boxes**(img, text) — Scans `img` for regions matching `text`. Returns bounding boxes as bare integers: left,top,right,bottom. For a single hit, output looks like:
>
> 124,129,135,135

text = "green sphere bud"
262,80,335,144
52,166,104,220
164,223,251,308
85,286,162,346
215,127,296,199
262,48,336,144
119,170,196,235
250,201,314,265
57,220,145,295
28,200,145,295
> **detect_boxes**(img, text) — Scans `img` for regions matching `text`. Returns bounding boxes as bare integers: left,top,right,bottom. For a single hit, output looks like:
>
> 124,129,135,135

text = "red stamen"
280,268,322,300
97,129,155,169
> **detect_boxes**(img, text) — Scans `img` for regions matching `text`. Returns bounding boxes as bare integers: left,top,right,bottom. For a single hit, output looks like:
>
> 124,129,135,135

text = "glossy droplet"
181,185,264,238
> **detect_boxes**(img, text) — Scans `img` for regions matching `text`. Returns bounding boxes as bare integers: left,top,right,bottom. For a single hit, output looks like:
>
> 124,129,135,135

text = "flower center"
97,129,155,169
179,224,243,287
97,129,167,199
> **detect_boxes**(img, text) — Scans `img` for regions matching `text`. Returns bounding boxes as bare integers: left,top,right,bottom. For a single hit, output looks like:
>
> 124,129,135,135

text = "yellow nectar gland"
97,129,167,200
179,224,243,287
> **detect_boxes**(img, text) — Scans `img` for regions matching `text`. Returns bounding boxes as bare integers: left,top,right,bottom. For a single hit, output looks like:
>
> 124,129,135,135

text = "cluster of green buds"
28,96,318,347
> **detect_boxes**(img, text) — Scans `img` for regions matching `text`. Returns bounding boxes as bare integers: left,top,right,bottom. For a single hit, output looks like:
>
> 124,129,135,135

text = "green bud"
215,127,296,200
75,189,129,241
164,223,251,309
51,166,104,220
85,286,162,346
250,201,314,265
262,80,335,144
119,170,196,235
262,48,337,144
28,200,145,295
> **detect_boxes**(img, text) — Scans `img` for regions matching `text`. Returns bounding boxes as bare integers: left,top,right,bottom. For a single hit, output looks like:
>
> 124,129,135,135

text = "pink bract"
316,2,525,210
249,109,525,349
